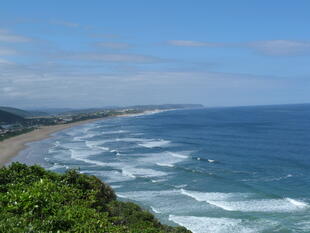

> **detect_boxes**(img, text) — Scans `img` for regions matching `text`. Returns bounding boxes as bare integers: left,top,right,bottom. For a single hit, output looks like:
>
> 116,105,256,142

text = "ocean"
14,104,310,233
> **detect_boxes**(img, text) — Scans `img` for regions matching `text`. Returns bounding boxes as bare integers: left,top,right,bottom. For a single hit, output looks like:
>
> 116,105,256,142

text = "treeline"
0,163,191,233
0,128,35,142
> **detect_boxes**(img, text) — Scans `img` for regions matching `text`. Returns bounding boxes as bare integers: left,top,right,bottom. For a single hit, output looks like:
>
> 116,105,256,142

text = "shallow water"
15,104,310,233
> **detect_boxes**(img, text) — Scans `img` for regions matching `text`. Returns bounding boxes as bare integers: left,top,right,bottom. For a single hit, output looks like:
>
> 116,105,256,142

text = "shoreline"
0,109,171,167
0,118,105,167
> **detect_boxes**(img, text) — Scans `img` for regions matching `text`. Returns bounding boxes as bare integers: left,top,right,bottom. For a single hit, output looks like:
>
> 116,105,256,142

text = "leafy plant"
0,163,191,233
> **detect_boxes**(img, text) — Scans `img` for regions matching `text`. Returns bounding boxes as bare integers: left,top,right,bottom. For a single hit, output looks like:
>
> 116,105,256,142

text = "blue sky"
0,0,309,108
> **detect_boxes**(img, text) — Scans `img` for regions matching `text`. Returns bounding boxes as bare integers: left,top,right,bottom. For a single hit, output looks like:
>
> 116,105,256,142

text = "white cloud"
248,40,310,56
0,58,13,64
65,52,163,63
167,39,310,56
0,29,30,43
0,47,16,56
95,42,131,49
0,60,289,108
49,20,80,28
167,40,221,47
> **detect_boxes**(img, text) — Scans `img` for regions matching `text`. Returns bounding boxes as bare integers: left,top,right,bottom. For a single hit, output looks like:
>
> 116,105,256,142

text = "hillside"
0,106,49,118
0,106,34,118
0,109,25,124
0,163,191,233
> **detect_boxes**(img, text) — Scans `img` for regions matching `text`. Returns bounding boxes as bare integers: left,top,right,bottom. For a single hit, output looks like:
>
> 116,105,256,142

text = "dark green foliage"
0,107,33,118
0,163,191,233
0,128,35,141
0,109,25,124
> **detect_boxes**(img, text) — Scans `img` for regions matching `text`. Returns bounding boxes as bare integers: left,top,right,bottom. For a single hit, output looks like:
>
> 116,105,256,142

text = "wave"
85,140,109,151
168,152,188,159
48,163,69,171
81,170,135,183
180,189,308,212
137,151,188,168
101,130,128,134
110,185,122,189
285,198,309,208
138,139,171,148
180,189,250,202
168,215,273,233
73,133,98,141
209,198,309,212
115,137,147,142
121,167,167,178
69,149,108,167
191,156,217,163
156,163,174,168
150,206,161,214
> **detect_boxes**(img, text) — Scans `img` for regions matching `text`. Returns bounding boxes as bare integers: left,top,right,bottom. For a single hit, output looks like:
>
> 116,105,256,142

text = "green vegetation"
0,110,25,124
0,163,190,233
0,127,35,141
0,107,35,118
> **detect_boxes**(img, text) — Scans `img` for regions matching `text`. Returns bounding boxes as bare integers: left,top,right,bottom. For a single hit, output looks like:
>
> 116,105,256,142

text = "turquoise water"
16,104,310,232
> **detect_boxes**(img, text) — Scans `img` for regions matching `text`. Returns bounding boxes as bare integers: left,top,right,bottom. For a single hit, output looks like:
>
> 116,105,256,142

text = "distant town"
0,104,203,141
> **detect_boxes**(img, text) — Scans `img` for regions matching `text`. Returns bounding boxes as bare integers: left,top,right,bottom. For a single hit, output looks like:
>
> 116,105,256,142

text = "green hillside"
0,163,191,233
0,106,33,118
0,106,49,118
0,109,25,124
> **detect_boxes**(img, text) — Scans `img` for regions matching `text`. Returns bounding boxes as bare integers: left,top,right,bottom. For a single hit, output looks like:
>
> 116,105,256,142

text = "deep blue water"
15,104,310,232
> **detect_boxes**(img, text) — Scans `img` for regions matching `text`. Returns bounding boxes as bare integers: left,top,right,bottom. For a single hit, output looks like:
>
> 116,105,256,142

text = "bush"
0,163,191,233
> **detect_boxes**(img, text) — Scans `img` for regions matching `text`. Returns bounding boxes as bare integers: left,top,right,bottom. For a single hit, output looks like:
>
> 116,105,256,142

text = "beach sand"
0,110,167,167
0,118,102,167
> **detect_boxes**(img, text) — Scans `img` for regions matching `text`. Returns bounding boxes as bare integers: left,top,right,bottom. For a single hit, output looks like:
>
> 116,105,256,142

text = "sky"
0,0,309,109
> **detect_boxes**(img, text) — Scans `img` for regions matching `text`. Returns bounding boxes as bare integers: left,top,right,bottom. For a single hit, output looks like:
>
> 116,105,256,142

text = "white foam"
85,170,135,183
156,163,174,168
208,159,215,163
169,215,268,233
138,151,188,167
111,185,122,189
139,139,171,148
180,189,249,202
168,152,188,159
180,189,308,212
117,190,180,201
121,167,167,178
150,178,167,183
121,169,136,179
85,140,109,151
48,163,69,171
182,190,305,212
116,193,128,198
151,206,161,213
115,137,147,142
69,149,108,167
73,133,98,141
285,198,309,208
101,130,128,134
207,198,308,212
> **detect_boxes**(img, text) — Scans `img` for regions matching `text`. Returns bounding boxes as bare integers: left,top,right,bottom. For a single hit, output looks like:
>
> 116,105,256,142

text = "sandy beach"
0,118,103,167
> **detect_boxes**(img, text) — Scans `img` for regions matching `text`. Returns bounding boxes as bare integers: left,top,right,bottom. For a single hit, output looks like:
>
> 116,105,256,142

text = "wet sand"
0,118,102,167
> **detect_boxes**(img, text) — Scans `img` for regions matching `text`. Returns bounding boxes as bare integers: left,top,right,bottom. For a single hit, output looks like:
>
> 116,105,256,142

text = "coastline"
0,109,171,167
0,118,104,167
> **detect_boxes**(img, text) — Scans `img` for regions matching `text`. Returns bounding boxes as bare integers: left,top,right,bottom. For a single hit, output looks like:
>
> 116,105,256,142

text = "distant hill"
0,107,33,118
0,106,48,118
0,109,25,124
31,104,204,115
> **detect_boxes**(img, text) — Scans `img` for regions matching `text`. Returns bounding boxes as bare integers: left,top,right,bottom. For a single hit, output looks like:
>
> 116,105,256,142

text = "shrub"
0,163,191,233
